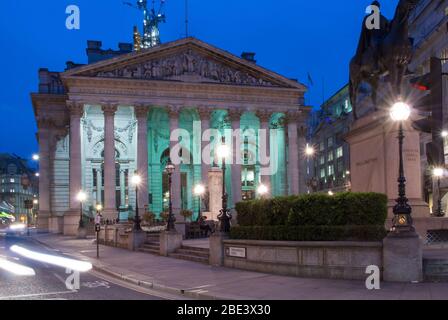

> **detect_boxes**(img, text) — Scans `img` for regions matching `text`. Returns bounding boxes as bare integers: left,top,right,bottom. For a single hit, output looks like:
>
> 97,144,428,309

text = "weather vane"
124,0,166,50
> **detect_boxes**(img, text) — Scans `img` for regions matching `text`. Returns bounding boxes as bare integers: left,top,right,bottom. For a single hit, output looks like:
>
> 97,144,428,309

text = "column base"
64,210,81,236
36,210,51,233
383,232,423,282
103,209,118,223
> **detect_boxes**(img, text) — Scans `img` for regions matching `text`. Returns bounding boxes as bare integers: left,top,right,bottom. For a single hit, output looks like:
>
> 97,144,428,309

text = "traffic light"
411,57,444,166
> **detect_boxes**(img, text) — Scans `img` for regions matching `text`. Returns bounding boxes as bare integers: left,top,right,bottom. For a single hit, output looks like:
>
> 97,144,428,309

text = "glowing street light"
257,184,269,197
194,184,206,221
390,100,415,233
433,167,445,217
131,172,142,231
328,190,334,196
32,154,39,161
76,191,87,238
305,144,315,157
442,131,448,138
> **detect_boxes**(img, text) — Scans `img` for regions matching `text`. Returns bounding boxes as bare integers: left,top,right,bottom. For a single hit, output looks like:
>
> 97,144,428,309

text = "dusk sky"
0,0,399,159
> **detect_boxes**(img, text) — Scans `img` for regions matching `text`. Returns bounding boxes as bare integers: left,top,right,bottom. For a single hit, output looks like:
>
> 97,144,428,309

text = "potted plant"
142,211,155,226
180,209,193,222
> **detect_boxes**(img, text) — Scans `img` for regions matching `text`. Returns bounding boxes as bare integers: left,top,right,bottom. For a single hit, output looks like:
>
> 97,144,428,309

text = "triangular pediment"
62,37,306,90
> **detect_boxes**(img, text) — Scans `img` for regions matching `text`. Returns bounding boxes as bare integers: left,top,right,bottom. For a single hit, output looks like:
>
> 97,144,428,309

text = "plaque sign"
227,247,247,259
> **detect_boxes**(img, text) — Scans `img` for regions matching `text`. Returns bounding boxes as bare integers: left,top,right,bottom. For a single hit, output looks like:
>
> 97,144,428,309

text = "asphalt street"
0,235,174,300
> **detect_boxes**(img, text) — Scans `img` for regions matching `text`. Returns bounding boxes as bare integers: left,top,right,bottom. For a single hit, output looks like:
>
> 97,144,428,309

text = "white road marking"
0,290,76,300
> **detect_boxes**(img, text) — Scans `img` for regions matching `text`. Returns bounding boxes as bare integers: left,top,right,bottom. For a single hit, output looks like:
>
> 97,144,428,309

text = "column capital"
256,109,272,122
167,105,181,118
67,101,84,117
101,102,118,116
197,106,212,120
36,116,56,130
227,108,243,122
134,104,149,118
286,110,301,124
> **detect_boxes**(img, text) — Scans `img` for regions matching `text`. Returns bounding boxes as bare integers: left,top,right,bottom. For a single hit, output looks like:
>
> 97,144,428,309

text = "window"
328,165,334,176
319,142,325,151
320,168,326,178
337,160,344,173
320,156,325,165
10,178,15,183
10,189,15,193
327,151,334,162
336,146,343,158
327,137,334,148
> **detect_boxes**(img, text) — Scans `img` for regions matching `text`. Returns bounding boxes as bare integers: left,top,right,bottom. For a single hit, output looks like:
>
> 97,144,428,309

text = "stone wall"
223,239,383,280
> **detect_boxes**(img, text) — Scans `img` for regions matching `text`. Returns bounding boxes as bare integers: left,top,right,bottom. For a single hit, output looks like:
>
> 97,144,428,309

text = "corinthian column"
168,106,182,221
229,109,242,206
257,110,272,197
102,103,118,221
135,105,149,215
198,106,212,185
287,111,300,195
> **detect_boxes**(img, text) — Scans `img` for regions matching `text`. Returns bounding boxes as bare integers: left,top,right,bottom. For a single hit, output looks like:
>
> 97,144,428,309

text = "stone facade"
31,37,310,235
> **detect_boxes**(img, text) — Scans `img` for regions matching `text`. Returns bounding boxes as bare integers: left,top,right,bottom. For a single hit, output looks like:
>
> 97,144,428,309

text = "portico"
32,37,309,235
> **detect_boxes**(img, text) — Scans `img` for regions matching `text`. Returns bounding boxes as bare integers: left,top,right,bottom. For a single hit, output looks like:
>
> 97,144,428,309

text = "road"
0,235,178,300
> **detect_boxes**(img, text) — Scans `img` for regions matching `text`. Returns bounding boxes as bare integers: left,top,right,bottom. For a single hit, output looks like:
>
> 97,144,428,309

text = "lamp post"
390,101,415,233
216,136,232,233
194,184,206,222
165,159,176,231
131,172,142,231
433,167,445,217
77,191,87,232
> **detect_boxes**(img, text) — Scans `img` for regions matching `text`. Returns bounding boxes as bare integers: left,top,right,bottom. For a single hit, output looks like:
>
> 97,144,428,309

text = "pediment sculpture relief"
92,49,277,87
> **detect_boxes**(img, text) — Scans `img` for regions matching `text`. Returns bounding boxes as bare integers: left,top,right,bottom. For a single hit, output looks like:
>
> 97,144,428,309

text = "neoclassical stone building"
32,37,309,235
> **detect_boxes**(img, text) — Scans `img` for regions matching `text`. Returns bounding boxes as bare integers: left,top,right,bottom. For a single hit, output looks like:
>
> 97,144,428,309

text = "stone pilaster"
36,117,53,232
135,104,149,215
297,125,308,194
286,111,300,195
96,168,102,205
102,103,118,221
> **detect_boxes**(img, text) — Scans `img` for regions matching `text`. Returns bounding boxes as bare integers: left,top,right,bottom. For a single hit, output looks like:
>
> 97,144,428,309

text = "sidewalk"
30,234,448,300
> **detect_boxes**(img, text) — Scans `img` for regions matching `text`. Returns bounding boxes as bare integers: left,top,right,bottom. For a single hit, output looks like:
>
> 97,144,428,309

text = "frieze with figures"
91,49,277,87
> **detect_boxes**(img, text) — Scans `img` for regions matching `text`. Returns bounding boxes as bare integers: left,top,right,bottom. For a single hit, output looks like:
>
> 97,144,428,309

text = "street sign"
95,223,101,232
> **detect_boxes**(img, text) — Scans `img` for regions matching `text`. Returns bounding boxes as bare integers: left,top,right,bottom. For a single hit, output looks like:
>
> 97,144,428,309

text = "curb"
30,236,226,300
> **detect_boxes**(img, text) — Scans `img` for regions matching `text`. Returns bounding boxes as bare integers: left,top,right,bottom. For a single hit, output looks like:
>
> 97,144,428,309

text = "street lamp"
131,172,142,231
328,190,334,196
165,159,176,231
216,136,232,233
257,184,268,198
389,100,414,233
32,154,40,161
76,191,87,229
305,144,315,157
193,184,206,221
442,131,448,138
433,167,445,217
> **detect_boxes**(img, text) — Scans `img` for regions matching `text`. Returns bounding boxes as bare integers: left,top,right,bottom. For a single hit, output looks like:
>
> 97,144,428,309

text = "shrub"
230,225,387,242
236,192,387,227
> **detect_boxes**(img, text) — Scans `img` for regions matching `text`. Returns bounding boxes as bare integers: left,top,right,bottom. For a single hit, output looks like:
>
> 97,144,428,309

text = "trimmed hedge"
236,192,387,227
230,225,387,242
233,192,388,241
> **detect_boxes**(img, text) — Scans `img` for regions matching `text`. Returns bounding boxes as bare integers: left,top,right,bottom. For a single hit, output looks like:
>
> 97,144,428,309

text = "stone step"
175,248,210,258
142,243,160,250
423,259,448,282
168,253,209,264
180,245,210,253
139,247,160,255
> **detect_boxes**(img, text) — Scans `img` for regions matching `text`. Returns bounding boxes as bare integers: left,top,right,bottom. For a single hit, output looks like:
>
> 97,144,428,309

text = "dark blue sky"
0,0,399,159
